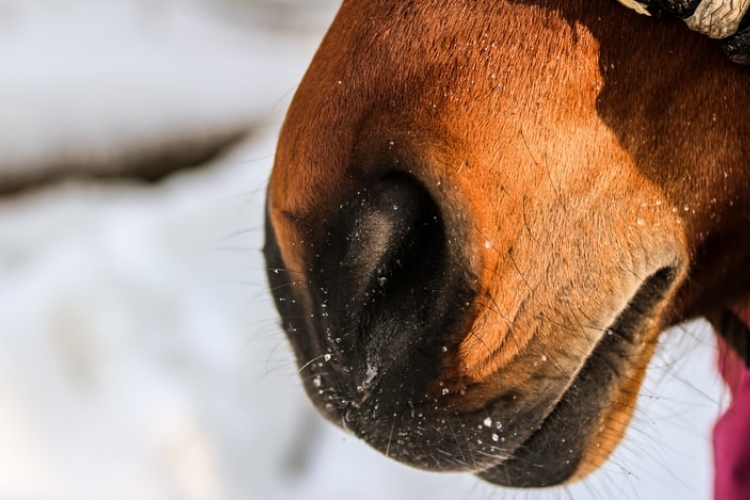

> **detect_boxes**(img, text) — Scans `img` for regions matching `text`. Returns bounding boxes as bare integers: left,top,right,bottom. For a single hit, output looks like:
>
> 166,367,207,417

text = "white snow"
0,2,726,499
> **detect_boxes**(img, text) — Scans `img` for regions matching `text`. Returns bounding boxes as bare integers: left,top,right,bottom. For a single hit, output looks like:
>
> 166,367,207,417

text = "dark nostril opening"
318,173,447,325
308,172,471,398
342,173,445,311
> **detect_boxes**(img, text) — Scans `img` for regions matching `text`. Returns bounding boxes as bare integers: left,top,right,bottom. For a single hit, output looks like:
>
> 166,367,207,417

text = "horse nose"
307,173,475,400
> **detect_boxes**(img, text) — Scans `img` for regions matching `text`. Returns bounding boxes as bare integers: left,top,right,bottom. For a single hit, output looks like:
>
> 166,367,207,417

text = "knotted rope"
618,0,750,63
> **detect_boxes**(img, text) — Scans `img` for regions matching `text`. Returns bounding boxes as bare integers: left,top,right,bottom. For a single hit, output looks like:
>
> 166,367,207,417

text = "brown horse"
264,0,750,488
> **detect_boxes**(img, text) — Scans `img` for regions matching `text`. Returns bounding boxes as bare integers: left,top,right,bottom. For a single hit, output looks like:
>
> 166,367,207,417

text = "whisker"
385,413,397,458
297,353,335,374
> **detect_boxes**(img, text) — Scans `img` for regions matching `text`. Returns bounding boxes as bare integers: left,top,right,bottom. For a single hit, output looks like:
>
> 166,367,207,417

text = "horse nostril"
329,174,444,310
317,173,446,330
308,172,473,397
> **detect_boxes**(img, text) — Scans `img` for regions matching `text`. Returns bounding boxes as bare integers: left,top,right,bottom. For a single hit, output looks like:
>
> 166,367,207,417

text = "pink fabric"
714,303,750,500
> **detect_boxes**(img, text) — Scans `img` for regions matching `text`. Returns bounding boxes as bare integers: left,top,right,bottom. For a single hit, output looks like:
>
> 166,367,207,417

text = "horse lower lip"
477,331,635,486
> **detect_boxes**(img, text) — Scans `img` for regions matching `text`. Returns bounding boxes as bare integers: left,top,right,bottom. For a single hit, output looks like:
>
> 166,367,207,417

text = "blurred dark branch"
0,127,251,196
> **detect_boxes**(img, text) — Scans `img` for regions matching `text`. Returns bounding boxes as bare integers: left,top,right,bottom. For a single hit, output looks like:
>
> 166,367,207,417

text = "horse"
263,0,750,490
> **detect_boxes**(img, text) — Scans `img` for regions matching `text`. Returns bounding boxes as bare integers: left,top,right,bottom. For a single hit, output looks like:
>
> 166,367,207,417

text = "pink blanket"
714,303,750,500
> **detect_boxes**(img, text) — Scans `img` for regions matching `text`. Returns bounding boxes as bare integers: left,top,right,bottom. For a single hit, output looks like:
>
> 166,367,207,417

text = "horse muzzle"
264,161,685,485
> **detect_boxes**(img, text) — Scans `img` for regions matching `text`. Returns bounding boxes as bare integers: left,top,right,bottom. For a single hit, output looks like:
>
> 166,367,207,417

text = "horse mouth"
337,264,680,486
479,264,679,487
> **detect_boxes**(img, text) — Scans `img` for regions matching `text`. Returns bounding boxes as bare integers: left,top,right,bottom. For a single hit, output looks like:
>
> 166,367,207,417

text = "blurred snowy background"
0,1,728,499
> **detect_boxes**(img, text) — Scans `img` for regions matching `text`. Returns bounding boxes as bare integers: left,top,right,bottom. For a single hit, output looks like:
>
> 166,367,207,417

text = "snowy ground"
0,2,728,499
